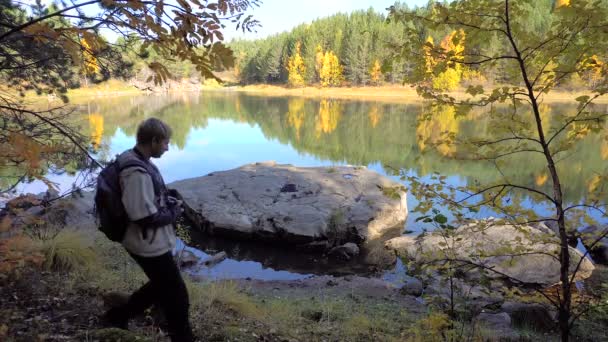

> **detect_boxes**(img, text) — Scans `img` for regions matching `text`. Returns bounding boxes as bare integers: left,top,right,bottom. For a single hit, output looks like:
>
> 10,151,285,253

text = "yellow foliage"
315,99,342,137
287,41,306,87
368,104,382,128
581,55,605,86
319,50,343,87
462,68,486,84
432,68,461,91
535,172,549,186
428,30,465,90
315,44,324,80
417,104,460,156
81,35,101,76
369,59,383,85
423,36,436,74
556,0,570,8
601,139,608,160
286,98,306,140
587,174,602,193
88,113,104,150
567,122,591,141
440,29,466,69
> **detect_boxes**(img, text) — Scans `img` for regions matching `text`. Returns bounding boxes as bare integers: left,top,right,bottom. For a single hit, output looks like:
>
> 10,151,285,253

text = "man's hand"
167,196,184,214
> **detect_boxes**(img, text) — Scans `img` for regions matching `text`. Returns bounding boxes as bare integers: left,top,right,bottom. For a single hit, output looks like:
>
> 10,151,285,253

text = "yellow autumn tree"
319,51,343,87
286,98,306,141
368,104,382,128
88,113,104,150
315,99,342,137
423,36,436,74
580,55,605,87
81,34,101,77
315,44,324,82
369,59,383,86
416,104,461,156
556,0,570,8
431,30,466,91
440,29,466,69
287,41,306,87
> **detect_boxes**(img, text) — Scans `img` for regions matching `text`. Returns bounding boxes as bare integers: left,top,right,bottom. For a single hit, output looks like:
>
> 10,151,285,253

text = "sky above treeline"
225,0,428,40
20,0,428,42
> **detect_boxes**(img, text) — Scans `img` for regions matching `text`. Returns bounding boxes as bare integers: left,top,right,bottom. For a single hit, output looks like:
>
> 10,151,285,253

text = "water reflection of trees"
81,93,608,203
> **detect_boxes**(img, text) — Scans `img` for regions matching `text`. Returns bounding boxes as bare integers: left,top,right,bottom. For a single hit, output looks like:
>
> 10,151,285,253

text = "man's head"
136,118,172,158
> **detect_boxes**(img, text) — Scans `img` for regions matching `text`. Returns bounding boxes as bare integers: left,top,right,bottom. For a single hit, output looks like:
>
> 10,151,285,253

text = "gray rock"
203,251,227,268
328,242,360,261
580,225,608,265
385,219,594,286
399,277,423,297
176,249,199,268
170,162,408,249
475,312,518,339
501,301,556,332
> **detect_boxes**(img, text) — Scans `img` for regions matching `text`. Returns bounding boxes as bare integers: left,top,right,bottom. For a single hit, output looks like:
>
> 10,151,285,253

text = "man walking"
103,118,195,342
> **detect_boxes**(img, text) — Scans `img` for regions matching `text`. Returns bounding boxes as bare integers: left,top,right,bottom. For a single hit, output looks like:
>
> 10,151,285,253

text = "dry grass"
226,84,608,104
36,229,97,273
188,279,263,319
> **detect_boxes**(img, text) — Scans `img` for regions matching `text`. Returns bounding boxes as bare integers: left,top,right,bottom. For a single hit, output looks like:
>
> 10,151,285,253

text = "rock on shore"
170,162,408,250
385,220,594,286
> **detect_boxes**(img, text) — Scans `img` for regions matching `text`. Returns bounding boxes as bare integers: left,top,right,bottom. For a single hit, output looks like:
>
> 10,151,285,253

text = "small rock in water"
203,251,227,268
328,242,360,261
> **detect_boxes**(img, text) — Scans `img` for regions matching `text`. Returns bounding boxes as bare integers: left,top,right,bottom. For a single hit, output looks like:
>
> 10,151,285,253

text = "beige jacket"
119,166,176,257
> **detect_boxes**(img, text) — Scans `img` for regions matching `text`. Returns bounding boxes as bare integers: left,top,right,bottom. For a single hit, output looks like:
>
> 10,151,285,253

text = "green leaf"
433,214,448,224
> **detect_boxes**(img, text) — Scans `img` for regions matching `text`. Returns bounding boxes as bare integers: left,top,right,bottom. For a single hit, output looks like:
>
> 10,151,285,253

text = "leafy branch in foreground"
389,1,608,340
0,0,259,194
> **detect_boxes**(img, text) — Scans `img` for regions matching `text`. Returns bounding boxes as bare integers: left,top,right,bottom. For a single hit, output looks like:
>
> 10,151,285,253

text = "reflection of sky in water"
174,240,311,281
11,116,602,228
6,96,606,279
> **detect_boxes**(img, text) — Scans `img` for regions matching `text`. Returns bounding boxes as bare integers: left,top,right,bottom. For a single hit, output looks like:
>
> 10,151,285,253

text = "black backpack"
94,157,150,242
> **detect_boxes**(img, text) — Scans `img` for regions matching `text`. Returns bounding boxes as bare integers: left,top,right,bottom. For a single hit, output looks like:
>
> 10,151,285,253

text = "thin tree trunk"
503,1,570,340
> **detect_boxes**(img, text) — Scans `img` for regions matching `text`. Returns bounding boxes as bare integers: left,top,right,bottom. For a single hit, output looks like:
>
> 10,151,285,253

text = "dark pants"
125,251,194,342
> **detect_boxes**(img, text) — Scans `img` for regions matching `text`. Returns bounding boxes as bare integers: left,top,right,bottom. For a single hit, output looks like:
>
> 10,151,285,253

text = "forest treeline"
4,0,602,92
226,0,603,90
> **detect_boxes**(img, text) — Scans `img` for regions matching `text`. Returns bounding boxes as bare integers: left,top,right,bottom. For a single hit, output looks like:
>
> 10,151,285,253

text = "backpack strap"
117,154,163,197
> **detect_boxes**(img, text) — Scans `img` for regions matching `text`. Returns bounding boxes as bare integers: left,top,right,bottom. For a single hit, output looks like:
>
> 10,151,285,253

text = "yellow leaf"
23,22,59,42
535,173,548,186
587,174,602,193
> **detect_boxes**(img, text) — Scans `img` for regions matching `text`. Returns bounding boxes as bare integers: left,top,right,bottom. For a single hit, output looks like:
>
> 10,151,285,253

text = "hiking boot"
101,307,129,330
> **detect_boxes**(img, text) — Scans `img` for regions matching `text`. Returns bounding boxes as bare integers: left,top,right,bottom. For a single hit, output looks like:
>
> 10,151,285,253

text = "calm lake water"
10,91,608,280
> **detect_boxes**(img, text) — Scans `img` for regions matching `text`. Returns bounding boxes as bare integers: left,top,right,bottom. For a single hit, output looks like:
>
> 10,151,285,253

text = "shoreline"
21,82,608,105
215,84,608,104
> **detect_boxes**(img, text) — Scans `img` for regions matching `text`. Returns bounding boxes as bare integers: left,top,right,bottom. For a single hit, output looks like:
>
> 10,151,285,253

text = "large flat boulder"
170,162,407,249
385,220,594,286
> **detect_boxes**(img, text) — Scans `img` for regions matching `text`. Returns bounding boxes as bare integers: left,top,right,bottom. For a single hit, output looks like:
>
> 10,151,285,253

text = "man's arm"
120,169,179,229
